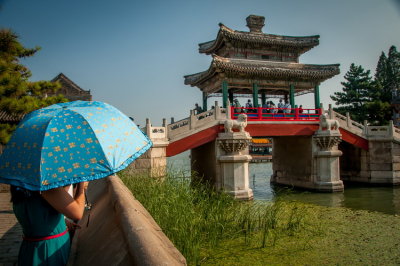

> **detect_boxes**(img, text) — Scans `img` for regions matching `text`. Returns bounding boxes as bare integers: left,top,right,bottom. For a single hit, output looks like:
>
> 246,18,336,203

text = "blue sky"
1,0,399,126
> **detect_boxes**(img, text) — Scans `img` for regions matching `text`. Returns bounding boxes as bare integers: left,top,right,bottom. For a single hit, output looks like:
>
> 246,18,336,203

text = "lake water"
168,151,400,215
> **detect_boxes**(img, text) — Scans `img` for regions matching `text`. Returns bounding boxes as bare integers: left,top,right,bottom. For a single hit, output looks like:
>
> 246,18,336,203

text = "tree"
375,46,400,102
331,63,374,123
0,29,67,144
387,45,400,92
331,46,400,126
373,46,400,124
375,52,391,102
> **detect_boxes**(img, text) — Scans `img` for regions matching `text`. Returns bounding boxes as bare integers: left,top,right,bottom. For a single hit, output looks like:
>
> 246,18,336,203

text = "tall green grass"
120,171,312,265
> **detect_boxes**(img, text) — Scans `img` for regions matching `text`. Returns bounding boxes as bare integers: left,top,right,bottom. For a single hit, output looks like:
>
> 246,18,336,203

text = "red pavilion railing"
230,106,322,121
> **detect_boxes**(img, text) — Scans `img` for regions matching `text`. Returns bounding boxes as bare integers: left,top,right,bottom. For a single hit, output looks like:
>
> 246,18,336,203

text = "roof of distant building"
0,110,25,124
51,73,92,101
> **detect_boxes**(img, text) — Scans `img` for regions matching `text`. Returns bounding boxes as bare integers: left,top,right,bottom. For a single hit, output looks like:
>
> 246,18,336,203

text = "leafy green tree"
331,63,374,123
0,29,67,144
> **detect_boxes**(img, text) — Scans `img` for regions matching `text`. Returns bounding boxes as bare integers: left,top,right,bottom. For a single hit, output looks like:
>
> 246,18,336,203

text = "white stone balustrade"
167,101,226,142
325,105,400,142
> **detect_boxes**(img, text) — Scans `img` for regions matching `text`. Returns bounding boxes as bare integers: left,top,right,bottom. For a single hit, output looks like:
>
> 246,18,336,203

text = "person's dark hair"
10,186,39,203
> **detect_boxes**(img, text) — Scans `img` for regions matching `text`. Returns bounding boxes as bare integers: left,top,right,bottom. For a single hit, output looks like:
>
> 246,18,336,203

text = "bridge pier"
271,136,314,189
312,129,344,192
126,119,169,177
271,119,344,192
339,121,400,185
341,139,400,185
217,132,253,200
191,140,219,187
190,131,253,200
366,140,400,184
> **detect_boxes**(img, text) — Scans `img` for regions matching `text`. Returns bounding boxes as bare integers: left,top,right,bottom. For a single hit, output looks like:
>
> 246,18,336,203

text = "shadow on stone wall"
68,175,186,266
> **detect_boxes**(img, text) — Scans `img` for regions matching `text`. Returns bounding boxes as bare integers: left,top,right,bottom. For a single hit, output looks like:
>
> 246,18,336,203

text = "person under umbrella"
0,101,152,265
10,180,88,265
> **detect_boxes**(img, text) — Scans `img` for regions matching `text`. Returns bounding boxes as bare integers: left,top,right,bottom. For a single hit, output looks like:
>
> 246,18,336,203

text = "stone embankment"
68,175,186,266
0,188,22,265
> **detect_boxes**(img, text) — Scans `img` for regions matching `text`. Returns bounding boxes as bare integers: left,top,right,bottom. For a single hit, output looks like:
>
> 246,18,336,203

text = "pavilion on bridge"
184,15,340,111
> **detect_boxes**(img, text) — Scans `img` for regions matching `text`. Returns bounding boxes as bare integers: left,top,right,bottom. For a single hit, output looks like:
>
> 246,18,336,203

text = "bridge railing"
167,102,227,141
327,109,365,136
231,106,321,121
327,107,400,141
367,126,392,137
367,121,400,141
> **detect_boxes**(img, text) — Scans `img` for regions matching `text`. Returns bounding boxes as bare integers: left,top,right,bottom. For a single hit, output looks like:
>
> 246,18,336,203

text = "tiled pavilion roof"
199,24,320,55
184,55,340,93
185,15,340,97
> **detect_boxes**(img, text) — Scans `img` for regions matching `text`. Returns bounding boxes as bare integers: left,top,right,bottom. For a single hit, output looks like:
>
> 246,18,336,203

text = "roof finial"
246,15,265,33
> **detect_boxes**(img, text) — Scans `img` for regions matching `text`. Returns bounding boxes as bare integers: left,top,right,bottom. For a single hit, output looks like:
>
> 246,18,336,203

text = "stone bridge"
127,102,400,199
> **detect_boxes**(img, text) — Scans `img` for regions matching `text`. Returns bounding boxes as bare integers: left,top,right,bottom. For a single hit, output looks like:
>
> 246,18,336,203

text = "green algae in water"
200,206,400,265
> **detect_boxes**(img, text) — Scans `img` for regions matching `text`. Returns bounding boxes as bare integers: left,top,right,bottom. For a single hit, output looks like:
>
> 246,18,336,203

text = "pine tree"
332,46,400,125
375,52,391,102
387,45,400,92
0,29,67,144
331,63,374,123
375,52,388,83
372,46,400,125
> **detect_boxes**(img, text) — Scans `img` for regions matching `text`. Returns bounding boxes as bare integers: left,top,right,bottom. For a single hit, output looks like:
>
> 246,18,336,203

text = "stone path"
0,190,21,266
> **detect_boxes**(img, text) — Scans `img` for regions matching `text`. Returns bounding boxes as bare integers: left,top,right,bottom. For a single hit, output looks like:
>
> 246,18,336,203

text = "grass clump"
120,171,314,265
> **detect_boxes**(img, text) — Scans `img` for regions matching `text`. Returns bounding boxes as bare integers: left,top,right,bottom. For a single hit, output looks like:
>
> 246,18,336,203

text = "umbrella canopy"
0,101,152,191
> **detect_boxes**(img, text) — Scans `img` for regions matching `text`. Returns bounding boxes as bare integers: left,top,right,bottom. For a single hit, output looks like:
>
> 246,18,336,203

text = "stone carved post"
217,114,253,200
312,114,344,192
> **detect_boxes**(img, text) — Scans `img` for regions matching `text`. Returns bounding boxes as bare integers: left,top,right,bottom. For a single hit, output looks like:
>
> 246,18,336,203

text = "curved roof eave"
184,55,340,87
184,69,215,87
198,24,320,54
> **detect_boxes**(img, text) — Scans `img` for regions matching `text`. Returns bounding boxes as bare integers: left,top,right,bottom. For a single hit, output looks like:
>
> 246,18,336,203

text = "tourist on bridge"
271,101,277,113
277,99,284,113
194,103,203,114
283,100,291,114
299,105,304,114
245,99,254,113
262,101,270,113
233,99,242,113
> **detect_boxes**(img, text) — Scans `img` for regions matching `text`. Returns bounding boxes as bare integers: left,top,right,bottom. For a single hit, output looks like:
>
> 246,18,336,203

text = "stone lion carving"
319,114,340,131
225,114,248,133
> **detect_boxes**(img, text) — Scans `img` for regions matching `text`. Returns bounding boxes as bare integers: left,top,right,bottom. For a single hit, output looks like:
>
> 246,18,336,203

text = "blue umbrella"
0,101,152,191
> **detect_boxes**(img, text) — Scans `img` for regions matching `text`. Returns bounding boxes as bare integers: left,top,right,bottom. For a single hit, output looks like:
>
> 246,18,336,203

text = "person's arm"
42,182,88,221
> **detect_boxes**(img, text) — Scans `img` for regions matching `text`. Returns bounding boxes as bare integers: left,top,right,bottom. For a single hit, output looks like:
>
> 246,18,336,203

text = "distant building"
51,73,92,101
249,138,272,162
0,111,24,125
0,73,92,126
